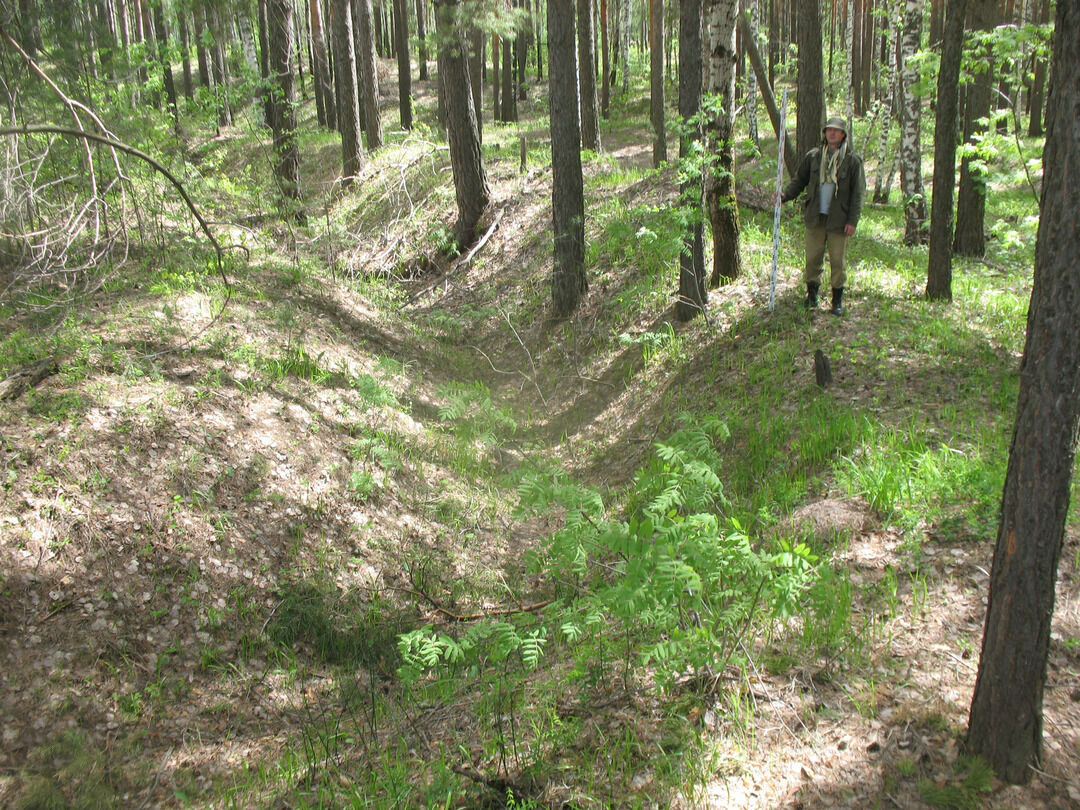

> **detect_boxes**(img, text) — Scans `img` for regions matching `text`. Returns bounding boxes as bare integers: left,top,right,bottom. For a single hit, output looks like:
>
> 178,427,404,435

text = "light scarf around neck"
820,140,847,186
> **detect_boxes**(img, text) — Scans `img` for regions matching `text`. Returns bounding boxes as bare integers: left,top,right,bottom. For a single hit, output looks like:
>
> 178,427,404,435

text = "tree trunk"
578,0,601,150
332,0,364,181
872,11,894,203
926,0,967,301
311,0,337,129
898,0,927,245
492,33,501,122
194,3,212,89
355,0,384,149
676,0,706,321
470,25,484,140
257,0,272,126
744,0,760,145
549,0,588,316
394,0,412,129
1026,0,1049,137
208,5,232,128
741,9,798,177
650,0,666,166
501,29,517,121
952,0,996,257
416,0,428,80
268,0,303,217
435,0,491,249
152,3,179,127
966,0,1080,783
600,0,610,117
795,0,824,160
706,0,742,287
177,10,194,99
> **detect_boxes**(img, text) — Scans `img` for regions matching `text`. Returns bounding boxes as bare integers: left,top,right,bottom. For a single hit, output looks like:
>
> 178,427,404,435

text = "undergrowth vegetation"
4,32,1075,810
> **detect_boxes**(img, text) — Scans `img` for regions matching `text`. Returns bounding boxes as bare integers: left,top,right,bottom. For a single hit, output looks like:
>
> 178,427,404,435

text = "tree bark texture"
650,0,666,166
548,0,587,316
898,0,927,245
676,0,706,321
268,0,303,215
435,0,491,249
416,0,428,80
578,0,601,150
966,0,1080,783
310,0,337,129
953,0,996,257
926,0,967,301
355,0,384,149
332,0,364,181
795,0,824,160
394,0,412,129
705,0,742,287
740,9,797,177
469,25,484,141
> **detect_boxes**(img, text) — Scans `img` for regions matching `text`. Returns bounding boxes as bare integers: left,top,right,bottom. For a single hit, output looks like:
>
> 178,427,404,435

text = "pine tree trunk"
795,0,824,159
416,0,428,80
268,0,303,217
470,25,484,141
332,0,364,181
394,0,412,129
926,0,967,301
952,0,996,257
310,0,337,129
966,0,1080,782
677,0,706,321
435,0,491,249
600,0,610,117
578,0,601,150
355,0,384,149
650,0,666,166
549,0,587,316
177,11,194,99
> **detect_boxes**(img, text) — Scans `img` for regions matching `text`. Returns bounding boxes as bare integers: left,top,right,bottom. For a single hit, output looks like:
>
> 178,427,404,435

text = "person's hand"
844,224,856,236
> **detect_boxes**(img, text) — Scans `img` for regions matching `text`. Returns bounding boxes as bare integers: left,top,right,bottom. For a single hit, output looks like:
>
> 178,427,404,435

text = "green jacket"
783,145,866,233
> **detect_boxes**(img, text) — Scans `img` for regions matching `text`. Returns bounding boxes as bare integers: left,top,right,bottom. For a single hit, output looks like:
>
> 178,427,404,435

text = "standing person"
781,116,866,315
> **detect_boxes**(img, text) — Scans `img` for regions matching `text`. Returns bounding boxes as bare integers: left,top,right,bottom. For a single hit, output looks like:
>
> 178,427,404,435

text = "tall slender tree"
394,0,413,129
676,0,706,321
898,0,927,245
549,0,587,316
268,0,303,218
434,0,490,248
650,0,666,165
965,0,1080,783
795,0,824,159
355,0,384,149
416,0,428,80
333,0,364,181
953,0,996,257
310,0,337,129
926,0,967,301
705,0,742,286
578,0,602,150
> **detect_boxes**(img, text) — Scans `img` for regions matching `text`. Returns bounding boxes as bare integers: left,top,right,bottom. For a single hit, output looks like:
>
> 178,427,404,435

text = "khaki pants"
804,216,849,289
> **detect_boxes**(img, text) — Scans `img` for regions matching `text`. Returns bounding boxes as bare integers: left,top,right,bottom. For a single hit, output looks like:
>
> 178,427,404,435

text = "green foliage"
517,415,819,690
438,381,517,442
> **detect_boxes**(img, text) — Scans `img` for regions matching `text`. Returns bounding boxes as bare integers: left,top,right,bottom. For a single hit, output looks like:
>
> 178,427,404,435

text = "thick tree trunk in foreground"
926,0,967,301
676,0,706,321
966,0,1080,783
549,0,587,316
435,0,491,249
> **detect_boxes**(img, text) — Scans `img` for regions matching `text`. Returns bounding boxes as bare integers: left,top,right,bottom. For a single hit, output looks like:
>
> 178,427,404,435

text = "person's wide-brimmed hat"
823,116,848,138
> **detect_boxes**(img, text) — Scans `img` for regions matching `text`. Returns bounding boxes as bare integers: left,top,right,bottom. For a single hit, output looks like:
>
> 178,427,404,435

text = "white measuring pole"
769,89,789,313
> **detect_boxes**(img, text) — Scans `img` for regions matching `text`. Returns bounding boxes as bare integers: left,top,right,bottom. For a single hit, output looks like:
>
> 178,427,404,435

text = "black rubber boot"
830,287,844,316
804,282,820,309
